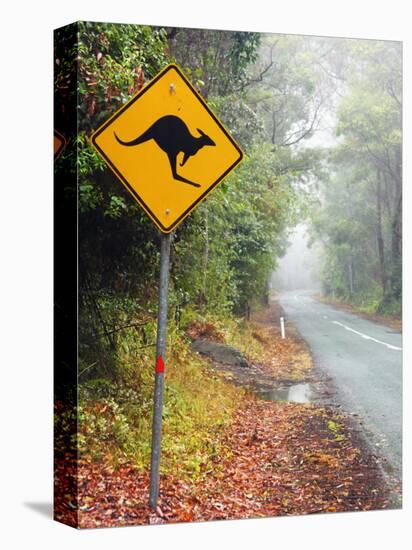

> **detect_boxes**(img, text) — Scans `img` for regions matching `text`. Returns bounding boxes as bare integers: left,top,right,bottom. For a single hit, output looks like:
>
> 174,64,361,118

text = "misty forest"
54,23,402,527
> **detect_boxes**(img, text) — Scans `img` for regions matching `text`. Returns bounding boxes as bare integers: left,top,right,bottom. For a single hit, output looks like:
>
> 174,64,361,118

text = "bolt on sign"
54,129,67,160
91,64,243,233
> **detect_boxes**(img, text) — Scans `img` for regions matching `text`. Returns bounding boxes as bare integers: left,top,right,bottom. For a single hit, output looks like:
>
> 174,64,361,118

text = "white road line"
332,321,402,351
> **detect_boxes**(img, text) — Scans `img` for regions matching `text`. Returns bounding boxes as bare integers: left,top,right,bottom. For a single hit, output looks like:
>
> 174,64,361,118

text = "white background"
0,0,410,548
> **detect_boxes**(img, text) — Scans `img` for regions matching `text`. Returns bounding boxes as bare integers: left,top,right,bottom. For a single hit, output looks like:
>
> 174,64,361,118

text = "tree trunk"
348,259,354,294
376,170,387,296
391,181,402,266
389,148,402,300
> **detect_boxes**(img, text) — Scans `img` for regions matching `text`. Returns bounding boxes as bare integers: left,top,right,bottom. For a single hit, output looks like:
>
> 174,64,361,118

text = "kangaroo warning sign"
91,64,243,233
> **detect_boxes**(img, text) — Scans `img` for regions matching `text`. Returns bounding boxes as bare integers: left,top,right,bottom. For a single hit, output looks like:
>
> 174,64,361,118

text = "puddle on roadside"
255,382,313,403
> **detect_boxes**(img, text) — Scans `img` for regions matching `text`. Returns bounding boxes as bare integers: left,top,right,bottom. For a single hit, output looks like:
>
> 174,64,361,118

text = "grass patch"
76,315,244,479
327,418,345,442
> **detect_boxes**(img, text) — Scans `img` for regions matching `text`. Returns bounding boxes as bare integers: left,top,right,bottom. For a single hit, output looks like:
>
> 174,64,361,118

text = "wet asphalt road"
278,290,402,479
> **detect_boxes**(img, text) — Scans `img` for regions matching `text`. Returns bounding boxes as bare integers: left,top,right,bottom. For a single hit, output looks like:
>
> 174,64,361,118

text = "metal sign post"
149,232,172,509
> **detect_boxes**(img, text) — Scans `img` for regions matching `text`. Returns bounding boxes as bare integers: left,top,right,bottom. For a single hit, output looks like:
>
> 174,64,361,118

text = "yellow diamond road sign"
91,64,243,233
54,129,66,160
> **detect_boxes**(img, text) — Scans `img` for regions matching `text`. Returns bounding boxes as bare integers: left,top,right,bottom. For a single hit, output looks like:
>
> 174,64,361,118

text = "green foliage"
247,35,326,148
167,28,261,97
74,22,168,217
310,40,402,315
327,419,345,442
210,95,265,151
174,144,297,314
77,22,168,131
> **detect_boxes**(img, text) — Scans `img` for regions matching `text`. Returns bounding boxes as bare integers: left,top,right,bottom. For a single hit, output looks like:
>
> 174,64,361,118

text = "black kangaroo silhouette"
114,115,216,188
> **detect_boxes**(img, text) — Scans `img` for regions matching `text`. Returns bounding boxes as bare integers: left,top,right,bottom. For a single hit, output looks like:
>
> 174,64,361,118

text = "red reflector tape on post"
156,355,165,374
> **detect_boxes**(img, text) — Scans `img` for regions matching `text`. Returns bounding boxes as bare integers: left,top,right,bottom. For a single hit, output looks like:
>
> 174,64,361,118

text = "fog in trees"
255,35,402,314
271,225,322,292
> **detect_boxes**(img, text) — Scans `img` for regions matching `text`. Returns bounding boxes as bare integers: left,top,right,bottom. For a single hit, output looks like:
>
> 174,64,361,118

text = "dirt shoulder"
316,294,402,332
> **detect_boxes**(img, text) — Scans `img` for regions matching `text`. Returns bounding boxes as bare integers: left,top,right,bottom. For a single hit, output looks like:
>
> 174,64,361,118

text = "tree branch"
387,80,402,108
236,41,277,92
282,99,323,147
